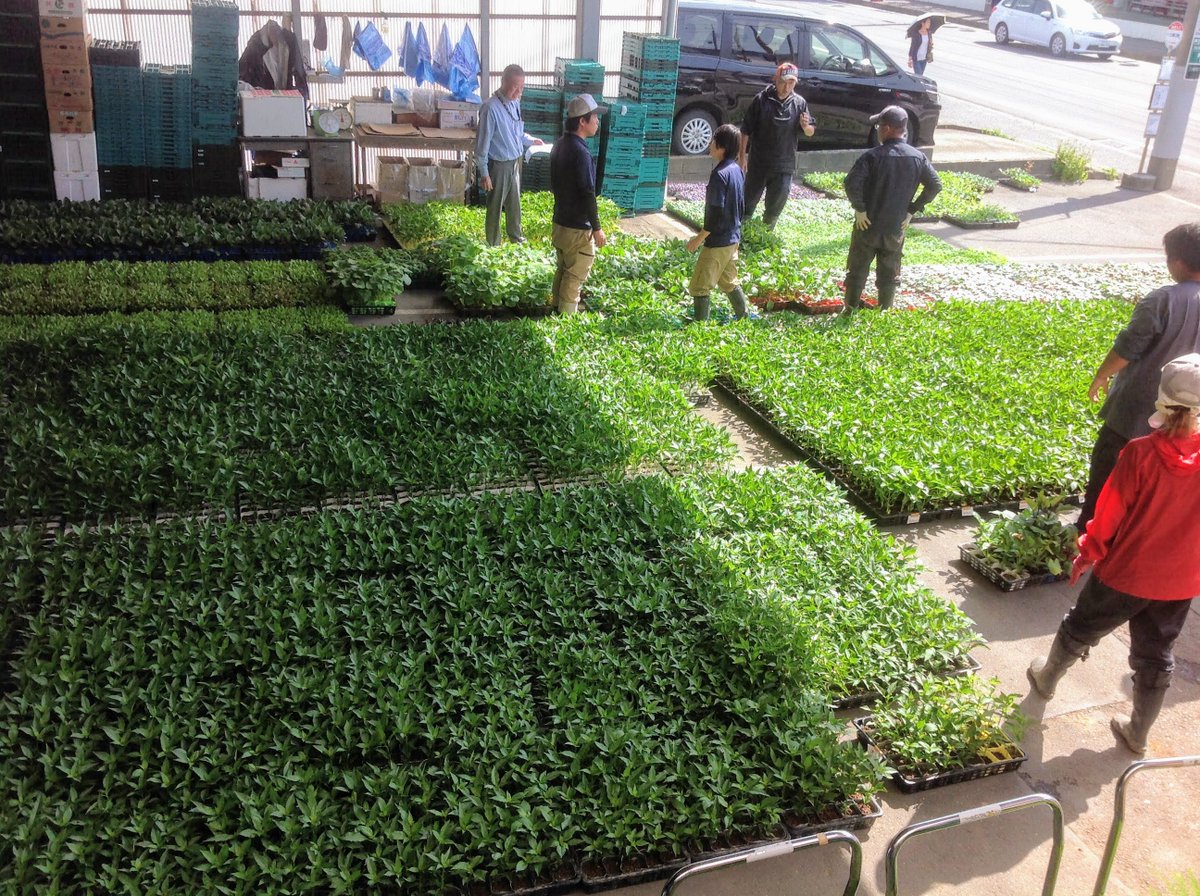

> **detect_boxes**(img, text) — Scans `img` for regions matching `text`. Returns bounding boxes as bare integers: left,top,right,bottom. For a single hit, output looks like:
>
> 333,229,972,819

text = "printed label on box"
39,0,85,17
49,108,94,134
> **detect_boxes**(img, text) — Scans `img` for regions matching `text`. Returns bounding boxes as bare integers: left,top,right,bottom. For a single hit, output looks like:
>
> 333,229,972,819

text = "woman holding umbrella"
907,14,944,75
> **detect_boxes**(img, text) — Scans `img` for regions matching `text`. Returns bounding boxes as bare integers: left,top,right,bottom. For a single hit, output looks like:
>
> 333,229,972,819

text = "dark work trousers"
1061,575,1192,686
843,226,904,309
1077,423,1129,532
744,164,792,227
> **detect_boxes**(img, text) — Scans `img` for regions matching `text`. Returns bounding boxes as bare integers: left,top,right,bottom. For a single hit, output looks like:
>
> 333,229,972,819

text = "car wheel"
673,109,717,156
906,111,920,146
994,22,1009,44
1050,33,1067,56
1098,52,1113,60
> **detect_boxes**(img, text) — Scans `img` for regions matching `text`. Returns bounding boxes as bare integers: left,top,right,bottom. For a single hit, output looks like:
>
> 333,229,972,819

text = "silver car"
989,0,1122,59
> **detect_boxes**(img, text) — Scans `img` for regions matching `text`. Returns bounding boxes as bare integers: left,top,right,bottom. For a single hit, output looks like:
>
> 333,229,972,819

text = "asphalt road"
774,0,1200,200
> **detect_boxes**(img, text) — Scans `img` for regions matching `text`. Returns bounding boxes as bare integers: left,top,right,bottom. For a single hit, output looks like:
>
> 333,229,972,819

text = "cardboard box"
245,174,308,201
436,98,480,112
349,96,393,126
436,159,466,202
438,109,477,130
51,132,98,172
54,170,100,202
39,0,85,17
45,87,94,112
240,90,307,137
273,166,307,178
43,63,91,93
251,149,308,167
279,156,310,167
377,155,410,202
39,34,90,69
393,110,439,128
48,108,94,134
40,14,85,37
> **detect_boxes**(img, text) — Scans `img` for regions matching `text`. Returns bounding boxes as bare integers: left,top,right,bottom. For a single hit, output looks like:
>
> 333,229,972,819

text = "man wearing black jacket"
549,94,607,314
738,62,814,229
842,105,941,312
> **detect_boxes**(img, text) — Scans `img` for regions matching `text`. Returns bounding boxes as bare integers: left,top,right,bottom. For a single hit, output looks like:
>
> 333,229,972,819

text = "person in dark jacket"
549,93,606,314
738,62,815,229
686,123,748,322
1028,353,1200,755
1075,222,1200,531
842,105,941,312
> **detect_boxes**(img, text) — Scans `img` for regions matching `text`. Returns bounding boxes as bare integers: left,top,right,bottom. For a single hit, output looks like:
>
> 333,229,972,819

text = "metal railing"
885,793,1064,896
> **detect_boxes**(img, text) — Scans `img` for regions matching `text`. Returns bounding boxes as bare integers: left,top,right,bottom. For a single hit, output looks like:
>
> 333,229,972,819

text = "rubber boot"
876,282,896,311
557,300,579,315
1111,673,1169,754
1027,631,1086,699
692,294,711,322
728,287,748,320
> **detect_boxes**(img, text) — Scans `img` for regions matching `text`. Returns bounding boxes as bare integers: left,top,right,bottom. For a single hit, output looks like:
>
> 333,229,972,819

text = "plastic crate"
88,40,140,67
958,543,1070,592
638,157,668,182
602,100,646,135
99,164,148,199
620,63,676,83
621,33,680,61
853,718,1027,793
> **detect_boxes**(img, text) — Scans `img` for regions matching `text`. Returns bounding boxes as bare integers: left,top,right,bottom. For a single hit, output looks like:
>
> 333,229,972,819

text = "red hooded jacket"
1079,429,1200,600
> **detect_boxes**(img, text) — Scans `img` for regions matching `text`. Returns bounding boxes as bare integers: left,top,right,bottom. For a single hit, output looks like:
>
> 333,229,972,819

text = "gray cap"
869,105,908,129
566,93,606,118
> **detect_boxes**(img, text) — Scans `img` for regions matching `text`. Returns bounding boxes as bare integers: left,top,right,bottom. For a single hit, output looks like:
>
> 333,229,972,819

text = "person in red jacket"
1027,352,1200,754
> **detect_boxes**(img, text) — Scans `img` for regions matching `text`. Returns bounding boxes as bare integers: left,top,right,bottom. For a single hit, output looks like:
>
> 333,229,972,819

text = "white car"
989,0,1122,59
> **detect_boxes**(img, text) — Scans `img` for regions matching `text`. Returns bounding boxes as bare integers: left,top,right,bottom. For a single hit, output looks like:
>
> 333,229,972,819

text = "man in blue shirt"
687,123,748,322
549,93,606,314
475,64,543,246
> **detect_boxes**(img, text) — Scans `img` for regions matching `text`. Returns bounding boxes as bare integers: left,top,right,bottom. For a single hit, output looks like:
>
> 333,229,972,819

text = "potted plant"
854,674,1029,792
323,246,421,315
961,494,1078,591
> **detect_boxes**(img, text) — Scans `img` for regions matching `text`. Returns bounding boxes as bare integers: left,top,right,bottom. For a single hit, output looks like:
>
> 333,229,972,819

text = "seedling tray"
958,543,1070,592
785,794,883,837
943,215,1020,230
711,378,1080,526
853,718,1026,793
830,654,980,710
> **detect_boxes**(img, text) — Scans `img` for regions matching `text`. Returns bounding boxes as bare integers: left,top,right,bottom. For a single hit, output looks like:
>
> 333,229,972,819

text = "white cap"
1149,352,1200,428
565,93,606,118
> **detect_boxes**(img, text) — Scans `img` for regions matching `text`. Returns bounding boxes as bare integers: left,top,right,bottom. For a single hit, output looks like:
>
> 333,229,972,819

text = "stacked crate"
554,58,603,159
598,98,646,211
521,85,562,145
616,33,679,212
191,0,239,196
143,64,192,201
90,40,146,199
1,0,56,199
40,0,96,199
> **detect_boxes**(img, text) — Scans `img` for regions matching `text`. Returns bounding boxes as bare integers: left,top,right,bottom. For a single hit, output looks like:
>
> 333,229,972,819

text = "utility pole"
1147,0,1200,190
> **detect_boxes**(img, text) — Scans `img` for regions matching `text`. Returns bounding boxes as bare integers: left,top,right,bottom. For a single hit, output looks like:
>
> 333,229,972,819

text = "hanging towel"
433,23,452,89
313,13,327,52
339,16,354,70
412,22,436,86
400,21,417,76
448,24,481,102
353,20,393,71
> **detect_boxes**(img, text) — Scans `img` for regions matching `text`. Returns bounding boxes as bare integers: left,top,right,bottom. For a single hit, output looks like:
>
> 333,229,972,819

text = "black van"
672,0,941,155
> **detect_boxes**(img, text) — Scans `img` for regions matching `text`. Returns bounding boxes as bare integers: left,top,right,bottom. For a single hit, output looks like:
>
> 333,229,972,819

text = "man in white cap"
738,62,815,229
1028,353,1200,755
1076,222,1200,531
842,104,940,313
475,64,544,246
549,93,606,314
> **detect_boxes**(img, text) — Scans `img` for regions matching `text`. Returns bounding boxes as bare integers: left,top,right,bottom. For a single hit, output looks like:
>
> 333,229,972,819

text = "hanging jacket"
1080,430,1200,600
239,21,309,99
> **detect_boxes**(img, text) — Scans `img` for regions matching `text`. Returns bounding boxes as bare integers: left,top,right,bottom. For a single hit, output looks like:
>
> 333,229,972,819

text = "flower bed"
715,299,1130,515
0,259,329,316
0,197,374,261
0,468,988,893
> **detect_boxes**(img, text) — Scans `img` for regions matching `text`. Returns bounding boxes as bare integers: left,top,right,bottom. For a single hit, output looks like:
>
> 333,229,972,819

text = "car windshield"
1054,0,1102,19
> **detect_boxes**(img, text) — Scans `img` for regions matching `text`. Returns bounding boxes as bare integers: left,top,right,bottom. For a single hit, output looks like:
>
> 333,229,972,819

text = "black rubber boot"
728,287,749,319
692,294,711,322
1112,671,1170,754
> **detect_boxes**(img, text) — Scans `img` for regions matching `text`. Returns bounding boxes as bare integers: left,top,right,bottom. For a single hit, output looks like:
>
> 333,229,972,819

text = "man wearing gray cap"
549,93,607,314
842,105,941,312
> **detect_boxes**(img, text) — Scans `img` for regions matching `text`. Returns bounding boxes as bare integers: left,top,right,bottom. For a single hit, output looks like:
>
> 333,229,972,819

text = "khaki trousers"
551,224,596,313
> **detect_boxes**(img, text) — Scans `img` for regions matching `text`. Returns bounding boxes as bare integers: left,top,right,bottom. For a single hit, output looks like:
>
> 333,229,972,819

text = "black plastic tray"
853,717,1026,793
